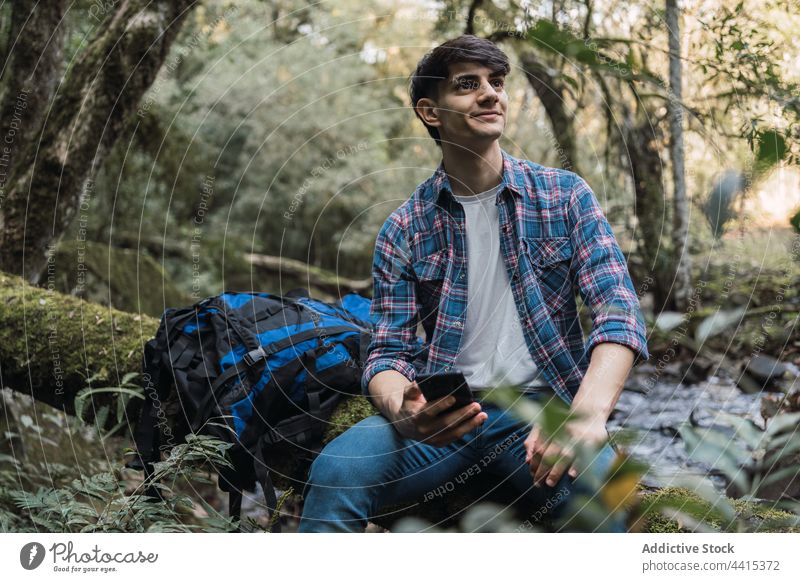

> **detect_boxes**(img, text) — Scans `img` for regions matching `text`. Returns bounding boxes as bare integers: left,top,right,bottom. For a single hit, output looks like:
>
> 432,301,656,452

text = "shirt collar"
428,148,525,205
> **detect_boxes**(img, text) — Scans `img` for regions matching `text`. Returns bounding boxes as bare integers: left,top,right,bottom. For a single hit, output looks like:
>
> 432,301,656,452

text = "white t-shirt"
451,182,550,393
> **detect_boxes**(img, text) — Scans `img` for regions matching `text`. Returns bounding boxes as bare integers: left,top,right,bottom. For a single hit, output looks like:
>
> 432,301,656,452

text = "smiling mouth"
473,112,502,119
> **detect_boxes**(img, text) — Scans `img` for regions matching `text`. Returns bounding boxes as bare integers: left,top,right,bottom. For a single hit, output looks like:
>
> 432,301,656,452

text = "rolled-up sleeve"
360,214,420,396
567,176,650,365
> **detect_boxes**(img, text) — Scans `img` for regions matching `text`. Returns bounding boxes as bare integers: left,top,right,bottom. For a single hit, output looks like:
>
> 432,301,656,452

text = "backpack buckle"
243,346,267,366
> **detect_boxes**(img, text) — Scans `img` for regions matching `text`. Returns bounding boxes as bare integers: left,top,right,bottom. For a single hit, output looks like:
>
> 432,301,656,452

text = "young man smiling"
298,35,649,532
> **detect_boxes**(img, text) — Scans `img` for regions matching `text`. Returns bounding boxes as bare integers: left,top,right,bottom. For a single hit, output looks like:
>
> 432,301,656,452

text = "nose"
477,80,500,104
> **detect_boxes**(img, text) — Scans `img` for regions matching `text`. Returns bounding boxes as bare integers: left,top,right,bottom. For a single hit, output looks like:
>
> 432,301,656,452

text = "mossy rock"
637,486,800,533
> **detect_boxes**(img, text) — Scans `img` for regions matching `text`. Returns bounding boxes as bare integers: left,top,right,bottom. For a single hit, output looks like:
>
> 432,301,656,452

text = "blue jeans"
298,392,622,532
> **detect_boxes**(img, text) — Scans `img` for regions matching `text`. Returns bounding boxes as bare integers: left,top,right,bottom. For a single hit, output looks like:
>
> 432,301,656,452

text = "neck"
439,141,503,197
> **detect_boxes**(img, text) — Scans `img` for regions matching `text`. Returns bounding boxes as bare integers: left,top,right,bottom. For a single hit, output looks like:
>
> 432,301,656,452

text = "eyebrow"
450,71,506,85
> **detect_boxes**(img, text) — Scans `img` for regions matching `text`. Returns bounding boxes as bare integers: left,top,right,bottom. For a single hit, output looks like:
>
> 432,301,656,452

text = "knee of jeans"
306,452,350,489
306,415,395,489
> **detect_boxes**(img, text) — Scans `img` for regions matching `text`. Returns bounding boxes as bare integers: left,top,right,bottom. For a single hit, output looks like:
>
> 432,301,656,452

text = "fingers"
422,405,487,447
544,455,571,487
527,425,582,487
437,410,488,445
423,394,459,417
532,443,553,485
437,401,481,425
531,441,575,487
524,425,540,464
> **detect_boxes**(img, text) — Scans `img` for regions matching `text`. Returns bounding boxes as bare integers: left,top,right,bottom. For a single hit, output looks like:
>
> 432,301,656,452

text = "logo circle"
20,542,46,570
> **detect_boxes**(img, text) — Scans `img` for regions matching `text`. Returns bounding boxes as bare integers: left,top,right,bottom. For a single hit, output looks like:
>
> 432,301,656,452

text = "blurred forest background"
1,0,800,533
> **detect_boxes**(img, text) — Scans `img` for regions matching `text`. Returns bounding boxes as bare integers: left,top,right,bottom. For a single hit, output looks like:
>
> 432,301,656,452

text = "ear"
414,97,442,128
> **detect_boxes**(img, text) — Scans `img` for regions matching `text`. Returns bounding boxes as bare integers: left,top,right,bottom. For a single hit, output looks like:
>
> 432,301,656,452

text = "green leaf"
763,436,800,468
678,423,749,493
718,412,765,450
120,372,140,386
765,412,800,437
760,465,800,489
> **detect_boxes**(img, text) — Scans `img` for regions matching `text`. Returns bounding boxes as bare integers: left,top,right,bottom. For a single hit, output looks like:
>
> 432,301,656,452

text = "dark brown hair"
409,35,511,146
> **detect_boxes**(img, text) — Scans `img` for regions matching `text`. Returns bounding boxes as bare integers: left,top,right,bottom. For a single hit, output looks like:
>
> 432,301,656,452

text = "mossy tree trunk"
0,270,375,437
0,271,157,434
623,115,676,309
517,51,580,174
0,0,197,285
0,1,66,201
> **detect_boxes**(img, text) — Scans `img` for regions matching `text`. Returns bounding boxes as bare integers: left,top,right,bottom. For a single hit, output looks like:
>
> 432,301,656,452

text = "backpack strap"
129,304,210,480
227,440,281,533
254,440,281,533
359,329,372,366
228,489,243,525
127,335,168,472
199,325,356,422
260,390,341,446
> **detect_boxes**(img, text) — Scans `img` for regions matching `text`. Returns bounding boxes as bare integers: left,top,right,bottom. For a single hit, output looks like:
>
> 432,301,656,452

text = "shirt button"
454,321,463,328
459,273,465,280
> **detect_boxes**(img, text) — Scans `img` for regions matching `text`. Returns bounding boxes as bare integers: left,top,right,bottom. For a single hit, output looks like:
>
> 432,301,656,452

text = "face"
415,61,508,147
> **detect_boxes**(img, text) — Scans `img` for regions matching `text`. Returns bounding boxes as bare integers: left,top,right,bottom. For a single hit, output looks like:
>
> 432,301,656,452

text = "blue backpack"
128,288,422,532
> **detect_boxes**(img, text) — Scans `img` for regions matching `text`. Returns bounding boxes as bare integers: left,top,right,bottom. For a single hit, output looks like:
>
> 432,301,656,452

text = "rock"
745,354,789,384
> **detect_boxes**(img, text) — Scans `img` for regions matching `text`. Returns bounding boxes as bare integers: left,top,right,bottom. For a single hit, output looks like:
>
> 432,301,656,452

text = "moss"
637,486,800,533
0,271,159,423
323,396,378,444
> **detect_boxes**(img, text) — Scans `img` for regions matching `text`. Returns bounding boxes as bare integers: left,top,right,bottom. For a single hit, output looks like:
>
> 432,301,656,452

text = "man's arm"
525,175,650,485
567,175,650,366
361,214,486,444
568,342,633,433
566,174,648,424
527,342,634,486
360,213,420,405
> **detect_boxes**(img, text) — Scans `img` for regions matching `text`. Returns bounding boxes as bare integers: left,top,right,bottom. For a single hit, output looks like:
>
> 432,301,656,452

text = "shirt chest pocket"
412,249,447,338
521,236,574,313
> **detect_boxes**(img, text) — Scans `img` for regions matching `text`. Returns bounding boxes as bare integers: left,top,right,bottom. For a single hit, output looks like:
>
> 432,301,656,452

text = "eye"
456,78,479,90
491,78,505,89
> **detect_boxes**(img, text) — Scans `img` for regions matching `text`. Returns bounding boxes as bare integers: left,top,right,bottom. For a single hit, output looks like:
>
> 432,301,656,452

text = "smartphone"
415,370,474,415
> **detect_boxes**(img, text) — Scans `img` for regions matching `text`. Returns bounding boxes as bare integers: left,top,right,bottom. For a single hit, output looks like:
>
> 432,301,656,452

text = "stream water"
609,371,792,490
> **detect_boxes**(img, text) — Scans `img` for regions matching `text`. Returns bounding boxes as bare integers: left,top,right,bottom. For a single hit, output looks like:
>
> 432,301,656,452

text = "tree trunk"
623,116,674,309
0,0,197,284
518,52,580,174
0,0,66,214
666,0,692,311
0,271,157,433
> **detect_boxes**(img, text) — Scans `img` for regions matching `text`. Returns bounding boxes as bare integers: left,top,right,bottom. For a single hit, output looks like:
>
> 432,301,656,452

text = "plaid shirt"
361,149,649,405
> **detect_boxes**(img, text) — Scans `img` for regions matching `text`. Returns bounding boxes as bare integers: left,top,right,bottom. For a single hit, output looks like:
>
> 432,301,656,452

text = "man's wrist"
367,369,409,423
570,402,611,426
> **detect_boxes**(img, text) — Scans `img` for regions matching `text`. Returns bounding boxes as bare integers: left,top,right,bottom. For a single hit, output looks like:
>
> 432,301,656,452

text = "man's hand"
525,343,633,486
393,381,487,447
524,420,608,487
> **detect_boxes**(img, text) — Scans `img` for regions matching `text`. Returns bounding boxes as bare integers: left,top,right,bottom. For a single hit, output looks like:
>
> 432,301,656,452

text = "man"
298,35,649,532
